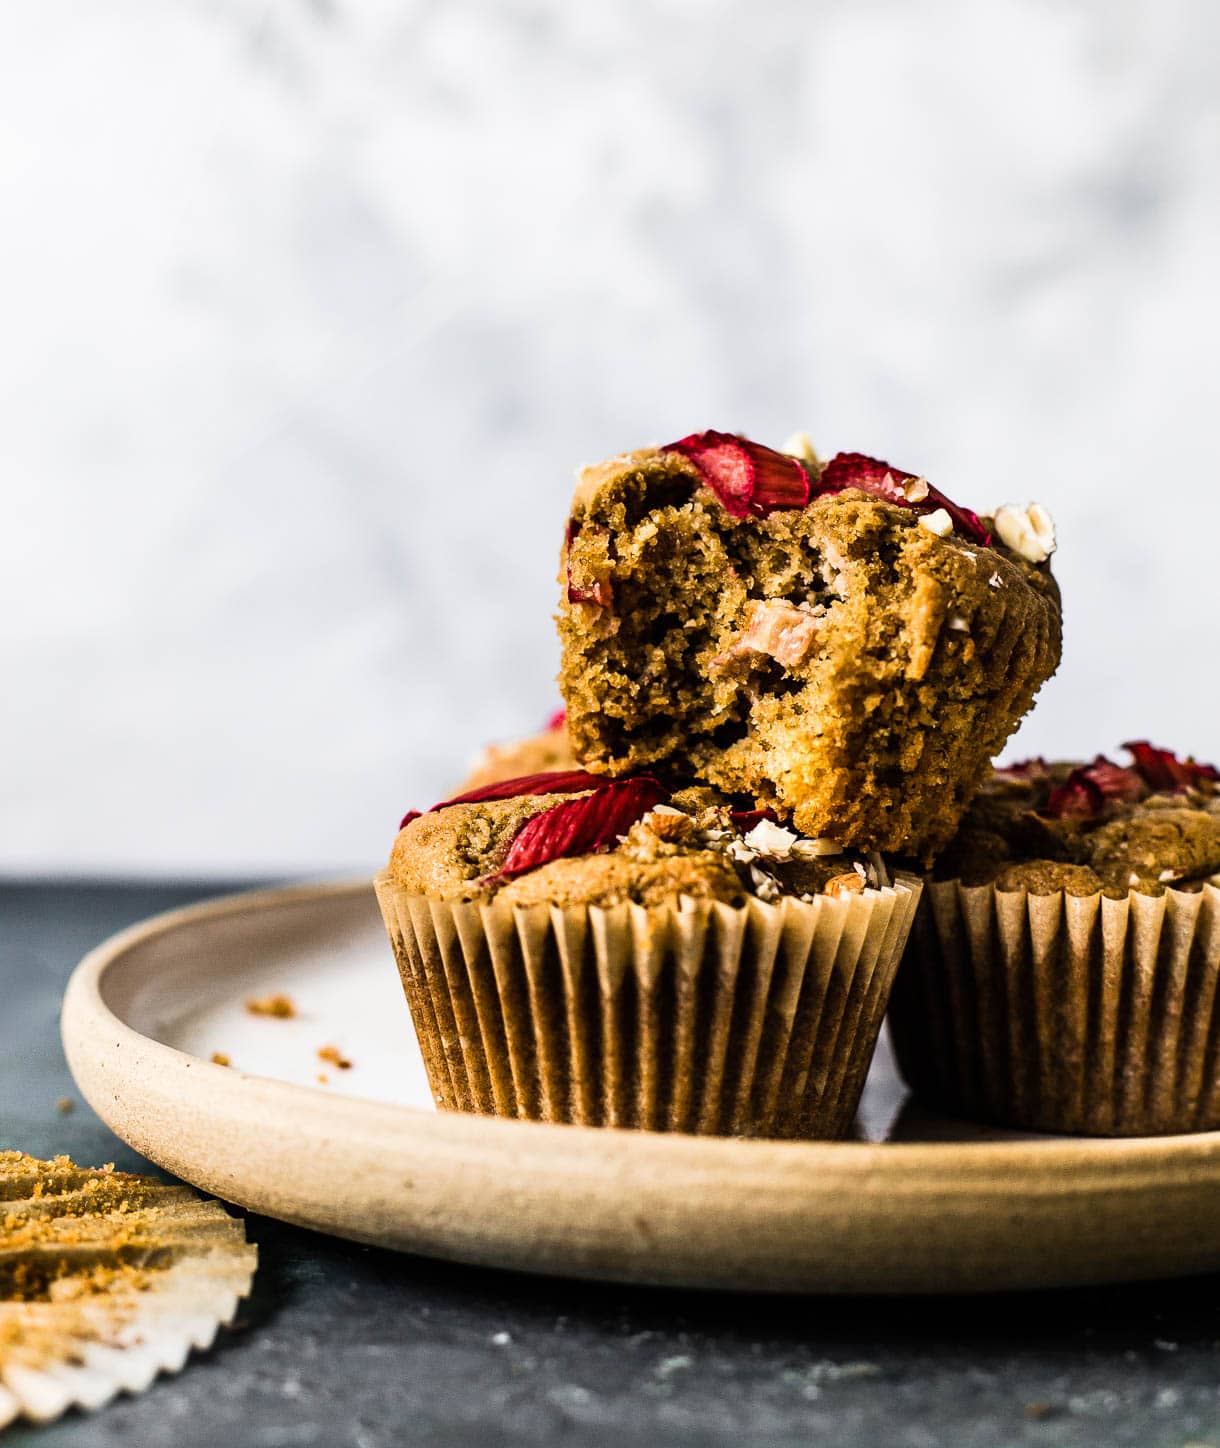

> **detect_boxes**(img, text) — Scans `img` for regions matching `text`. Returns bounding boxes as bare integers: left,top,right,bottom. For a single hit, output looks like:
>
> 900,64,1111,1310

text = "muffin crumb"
245,993,297,1019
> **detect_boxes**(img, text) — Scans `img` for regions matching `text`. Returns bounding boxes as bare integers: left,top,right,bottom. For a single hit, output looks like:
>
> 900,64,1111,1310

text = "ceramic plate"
62,882,1220,1294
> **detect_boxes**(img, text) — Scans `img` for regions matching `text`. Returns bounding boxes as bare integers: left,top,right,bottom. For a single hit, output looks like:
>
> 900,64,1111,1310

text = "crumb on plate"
245,992,297,1019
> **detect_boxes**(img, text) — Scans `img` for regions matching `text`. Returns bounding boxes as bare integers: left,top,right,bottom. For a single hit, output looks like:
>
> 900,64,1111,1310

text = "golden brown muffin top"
934,744,1220,896
388,773,890,908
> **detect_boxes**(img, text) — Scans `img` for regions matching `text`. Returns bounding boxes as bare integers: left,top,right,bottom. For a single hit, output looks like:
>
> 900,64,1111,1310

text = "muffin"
375,769,922,1139
558,431,1063,860
888,742,1220,1135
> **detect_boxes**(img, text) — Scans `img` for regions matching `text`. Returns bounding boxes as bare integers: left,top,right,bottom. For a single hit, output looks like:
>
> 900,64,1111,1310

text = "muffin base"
889,877,1220,1136
376,875,921,1140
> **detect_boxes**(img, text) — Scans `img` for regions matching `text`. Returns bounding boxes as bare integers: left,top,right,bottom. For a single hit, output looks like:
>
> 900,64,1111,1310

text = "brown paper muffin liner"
375,873,922,1139
888,876,1220,1136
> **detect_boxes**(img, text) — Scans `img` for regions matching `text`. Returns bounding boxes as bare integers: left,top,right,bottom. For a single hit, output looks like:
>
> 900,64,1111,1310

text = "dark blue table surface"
4,879,1220,1448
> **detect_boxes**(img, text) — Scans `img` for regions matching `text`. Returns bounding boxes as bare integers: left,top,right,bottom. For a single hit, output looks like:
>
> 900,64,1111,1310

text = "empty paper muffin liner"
887,876,1220,1136
0,1153,257,1428
375,874,922,1139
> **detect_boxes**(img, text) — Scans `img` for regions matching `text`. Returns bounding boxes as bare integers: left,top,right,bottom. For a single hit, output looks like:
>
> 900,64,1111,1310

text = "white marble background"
3,0,1218,876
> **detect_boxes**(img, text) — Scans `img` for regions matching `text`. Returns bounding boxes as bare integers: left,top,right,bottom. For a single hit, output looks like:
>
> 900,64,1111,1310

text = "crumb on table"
245,992,297,1019
318,1045,352,1070
210,1052,231,1067
55,1097,74,1114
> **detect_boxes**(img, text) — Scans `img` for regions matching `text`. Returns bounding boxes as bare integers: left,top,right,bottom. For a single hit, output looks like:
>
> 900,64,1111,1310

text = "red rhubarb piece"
819,452,991,547
1040,754,1151,822
993,757,1052,783
398,769,629,835
545,708,567,731
1045,772,1105,820
730,808,780,831
1043,756,1143,820
820,452,914,506
661,431,811,519
434,770,611,811
496,776,669,879
567,578,613,606
1077,755,1144,803
1123,741,1220,793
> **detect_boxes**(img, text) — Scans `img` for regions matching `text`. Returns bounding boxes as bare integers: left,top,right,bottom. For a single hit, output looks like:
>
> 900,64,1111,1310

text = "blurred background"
3,0,1218,878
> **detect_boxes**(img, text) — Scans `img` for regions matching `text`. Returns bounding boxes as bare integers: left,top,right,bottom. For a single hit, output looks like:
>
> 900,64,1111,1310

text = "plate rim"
60,879,1220,1294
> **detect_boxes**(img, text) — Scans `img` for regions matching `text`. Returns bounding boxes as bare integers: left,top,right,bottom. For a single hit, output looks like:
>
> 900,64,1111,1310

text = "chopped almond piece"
642,808,695,842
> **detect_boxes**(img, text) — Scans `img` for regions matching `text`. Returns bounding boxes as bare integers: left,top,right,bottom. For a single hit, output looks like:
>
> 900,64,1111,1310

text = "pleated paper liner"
0,1153,257,1428
375,873,922,1140
887,876,1220,1136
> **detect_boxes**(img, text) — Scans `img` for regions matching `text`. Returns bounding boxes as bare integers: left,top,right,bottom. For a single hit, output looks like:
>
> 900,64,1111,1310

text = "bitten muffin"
375,769,922,1139
558,431,1062,860
889,742,1220,1136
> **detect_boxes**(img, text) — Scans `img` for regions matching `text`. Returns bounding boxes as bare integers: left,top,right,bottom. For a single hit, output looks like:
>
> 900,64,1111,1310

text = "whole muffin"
889,742,1220,1135
376,769,922,1139
558,431,1062,859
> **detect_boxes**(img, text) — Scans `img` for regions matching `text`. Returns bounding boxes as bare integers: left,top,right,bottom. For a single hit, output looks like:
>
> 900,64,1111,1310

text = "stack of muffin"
377,431,1220,1140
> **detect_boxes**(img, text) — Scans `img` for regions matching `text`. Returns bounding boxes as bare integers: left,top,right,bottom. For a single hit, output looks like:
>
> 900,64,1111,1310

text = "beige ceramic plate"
62,881,1220,1295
